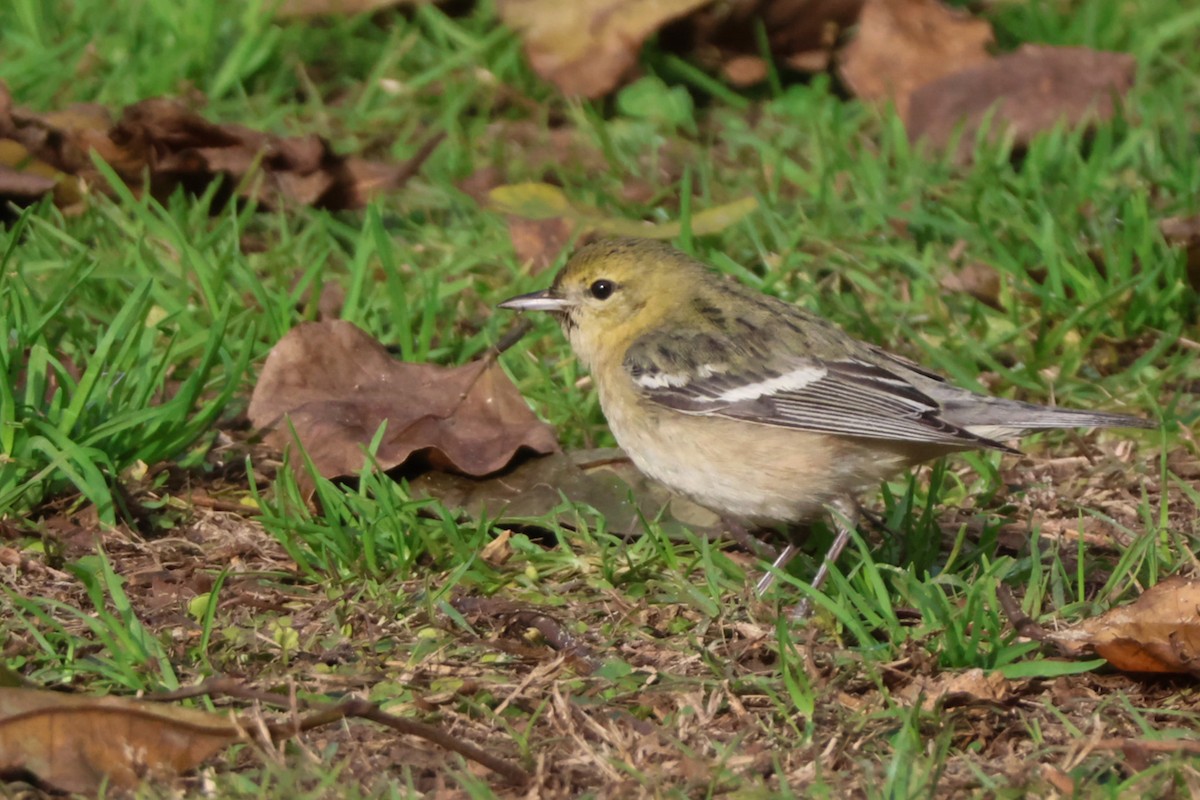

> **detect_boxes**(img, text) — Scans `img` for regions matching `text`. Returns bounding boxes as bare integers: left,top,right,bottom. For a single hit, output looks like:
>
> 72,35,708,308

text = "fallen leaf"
247,321,559,493
0,687,239,794
678,0,865,83
593,196,760,238
408,448,724,540
838,0,993,119
489,182,758,239
457,165,505,205
906,45,1135,159
721,55,769,86
1159,214,1200,292
940,261,1003,310
480,529,515,566
496,0,712,98
0,163,57,201
489,181,573,220
0,129,84,213
897,668,1012,711
0,84,433,213
507,216,576,274
1046,575,1200,674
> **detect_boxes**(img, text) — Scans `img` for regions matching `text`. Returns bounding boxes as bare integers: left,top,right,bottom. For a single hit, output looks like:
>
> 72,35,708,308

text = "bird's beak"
498,289,575,313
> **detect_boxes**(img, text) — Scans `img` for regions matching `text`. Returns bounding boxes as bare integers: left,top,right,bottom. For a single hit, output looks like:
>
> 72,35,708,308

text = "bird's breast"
595,375,919,525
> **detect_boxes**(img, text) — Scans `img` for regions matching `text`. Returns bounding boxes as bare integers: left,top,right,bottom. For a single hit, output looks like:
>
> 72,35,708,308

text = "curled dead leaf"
722,55,770,87
507,216,576,274
0,163,58,208
838,0,993,119
659,0,865,85
0,83,431,213
480,529,515,566
897,668,1012,711
1045,576,1200,675
0,687,239,794
496,0,712,98
247,321,559,494
906,45,1135,160
940,261,1003,310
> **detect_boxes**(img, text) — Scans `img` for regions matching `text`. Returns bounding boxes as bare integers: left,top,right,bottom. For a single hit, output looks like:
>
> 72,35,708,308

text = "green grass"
1,0,1198,796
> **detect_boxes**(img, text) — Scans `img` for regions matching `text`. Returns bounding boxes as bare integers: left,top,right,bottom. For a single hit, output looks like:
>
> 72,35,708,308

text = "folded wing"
623,330,1013,451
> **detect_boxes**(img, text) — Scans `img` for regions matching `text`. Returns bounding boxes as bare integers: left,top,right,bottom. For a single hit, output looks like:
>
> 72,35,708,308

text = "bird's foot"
787,497,861,620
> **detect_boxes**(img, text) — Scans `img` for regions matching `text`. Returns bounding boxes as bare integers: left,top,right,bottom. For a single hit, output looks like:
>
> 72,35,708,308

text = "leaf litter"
0,687,240,794
247,320,560,496
1003,576,1200,676
0,677,530,794
3,1,1197,796
0,83,438,215
6,422,1196,796
495,0,713,98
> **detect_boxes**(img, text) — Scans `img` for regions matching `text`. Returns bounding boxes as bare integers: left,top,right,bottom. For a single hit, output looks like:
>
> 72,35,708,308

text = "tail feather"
943,396,1155,439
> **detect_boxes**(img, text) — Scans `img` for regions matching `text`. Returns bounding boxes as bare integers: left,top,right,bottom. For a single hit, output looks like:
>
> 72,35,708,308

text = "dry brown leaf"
480,529,515,566
0,687,239,794
906,45,1135,159
507,216,576,274
247,321,559,493
897,668,1011,711
721,55,770,86
0,108,91,214
0,163,57,201
0,84,430,213
1160,214,1200,292
496,0,713,98
838,0,993,119
940,261,1003,310
457,166,505,205
684,0,865,83
1047,575,1200,674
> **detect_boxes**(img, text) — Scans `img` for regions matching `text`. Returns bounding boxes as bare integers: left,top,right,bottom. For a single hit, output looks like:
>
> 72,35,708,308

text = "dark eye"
589,279,615,300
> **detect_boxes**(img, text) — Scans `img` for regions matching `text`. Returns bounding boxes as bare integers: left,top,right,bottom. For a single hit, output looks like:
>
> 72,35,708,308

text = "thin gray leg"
790,497,860,620
755,544,799,595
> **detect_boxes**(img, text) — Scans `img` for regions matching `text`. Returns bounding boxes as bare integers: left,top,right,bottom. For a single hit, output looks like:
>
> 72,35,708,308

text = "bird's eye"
589,279,616,300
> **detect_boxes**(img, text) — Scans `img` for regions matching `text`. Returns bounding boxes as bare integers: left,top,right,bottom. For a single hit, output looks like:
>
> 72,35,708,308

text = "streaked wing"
623,330,1011,451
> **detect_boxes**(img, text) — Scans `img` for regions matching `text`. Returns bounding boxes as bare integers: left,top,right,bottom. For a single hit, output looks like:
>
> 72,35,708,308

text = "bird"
499,238,1154,615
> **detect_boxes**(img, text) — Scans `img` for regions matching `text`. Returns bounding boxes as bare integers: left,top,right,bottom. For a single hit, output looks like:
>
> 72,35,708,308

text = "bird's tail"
943,396,1155,440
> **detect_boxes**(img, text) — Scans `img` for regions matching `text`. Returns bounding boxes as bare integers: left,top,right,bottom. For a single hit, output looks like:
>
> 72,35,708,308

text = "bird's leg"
755,544,799,595
790,497,861,620
723,518,802,596
724,518,778,560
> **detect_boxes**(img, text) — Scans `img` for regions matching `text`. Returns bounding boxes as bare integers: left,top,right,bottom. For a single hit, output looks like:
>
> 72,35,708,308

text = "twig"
1091,737,1200,755
144,676,529,785
996,584,1052,643
185,493,263,515
491,318,535,358
452,596,601,674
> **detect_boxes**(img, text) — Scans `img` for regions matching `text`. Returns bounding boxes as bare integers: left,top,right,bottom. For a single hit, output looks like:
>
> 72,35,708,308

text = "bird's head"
499,238,706,369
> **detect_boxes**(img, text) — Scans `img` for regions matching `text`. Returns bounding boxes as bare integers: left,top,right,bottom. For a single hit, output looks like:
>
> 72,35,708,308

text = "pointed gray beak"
498,289,575,312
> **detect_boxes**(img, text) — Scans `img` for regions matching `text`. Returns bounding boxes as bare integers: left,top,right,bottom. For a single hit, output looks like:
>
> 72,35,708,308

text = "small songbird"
500,238,1153,613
